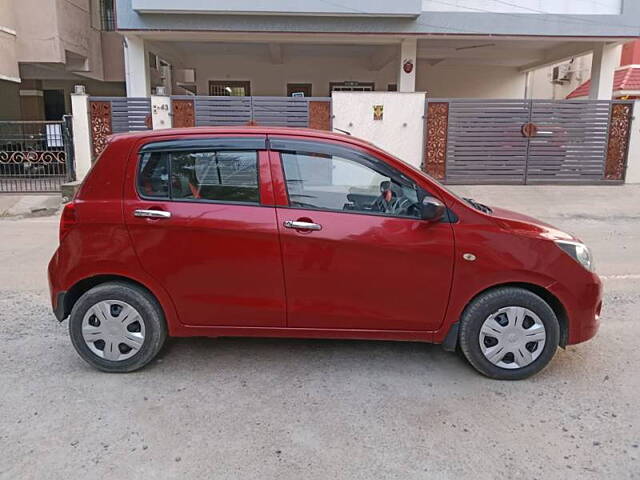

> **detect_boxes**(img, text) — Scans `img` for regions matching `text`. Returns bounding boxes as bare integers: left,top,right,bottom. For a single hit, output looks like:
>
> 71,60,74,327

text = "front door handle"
134,209,171,219
283,220,322,231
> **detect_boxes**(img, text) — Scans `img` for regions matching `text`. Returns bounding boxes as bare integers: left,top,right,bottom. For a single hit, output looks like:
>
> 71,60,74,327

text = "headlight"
555,240,594,271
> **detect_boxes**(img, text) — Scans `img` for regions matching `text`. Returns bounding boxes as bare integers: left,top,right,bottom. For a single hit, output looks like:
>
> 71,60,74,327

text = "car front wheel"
68,282,167,373
459,287,560,380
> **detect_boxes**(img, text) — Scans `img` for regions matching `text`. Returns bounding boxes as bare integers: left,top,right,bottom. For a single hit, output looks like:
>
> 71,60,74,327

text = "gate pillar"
605,102,634,181
424,102,449,180
172,99,196,128
70,90,94,181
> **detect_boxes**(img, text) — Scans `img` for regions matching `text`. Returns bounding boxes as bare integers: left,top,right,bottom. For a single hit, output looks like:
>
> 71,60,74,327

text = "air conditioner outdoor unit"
175,68,196,84
551,63,575,84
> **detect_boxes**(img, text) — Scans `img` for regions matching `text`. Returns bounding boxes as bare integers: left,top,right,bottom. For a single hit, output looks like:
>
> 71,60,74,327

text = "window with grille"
330,82,375,93
209,81,251,96
100,0,115,31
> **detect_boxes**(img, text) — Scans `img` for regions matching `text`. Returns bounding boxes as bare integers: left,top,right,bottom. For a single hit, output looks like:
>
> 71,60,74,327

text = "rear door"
123,136,286,327
269,137,455,331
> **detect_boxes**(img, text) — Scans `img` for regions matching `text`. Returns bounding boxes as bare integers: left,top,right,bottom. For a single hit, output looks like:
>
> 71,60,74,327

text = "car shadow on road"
152,335,478,380
141,334,592,386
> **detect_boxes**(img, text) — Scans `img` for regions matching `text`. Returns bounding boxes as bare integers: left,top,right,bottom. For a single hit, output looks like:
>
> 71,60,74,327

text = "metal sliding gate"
174,95,330,127
89,97,153,133
89,95,331,159
0,118,75,193
424,98,634,184
87,97,152,159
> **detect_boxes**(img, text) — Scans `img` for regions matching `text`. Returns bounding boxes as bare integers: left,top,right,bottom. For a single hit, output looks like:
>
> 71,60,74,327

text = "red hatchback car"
48,127,602,379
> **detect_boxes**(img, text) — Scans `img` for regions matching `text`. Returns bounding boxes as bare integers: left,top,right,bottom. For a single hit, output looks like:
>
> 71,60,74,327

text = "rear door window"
137,146,259,205
171,151,259,203
138,152,169,198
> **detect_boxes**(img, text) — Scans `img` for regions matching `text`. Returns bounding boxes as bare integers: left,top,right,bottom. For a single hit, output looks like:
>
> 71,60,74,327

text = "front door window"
279,147,422,218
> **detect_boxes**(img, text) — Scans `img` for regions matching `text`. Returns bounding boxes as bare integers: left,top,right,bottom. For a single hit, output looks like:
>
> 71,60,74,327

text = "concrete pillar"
398,38,417,93
589,43,619,100
70,92,93,181
151,95,172,129
625,100,640,183
124,35,150,97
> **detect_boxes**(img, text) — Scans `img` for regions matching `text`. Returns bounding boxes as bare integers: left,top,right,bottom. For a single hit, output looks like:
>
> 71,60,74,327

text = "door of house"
43,90,66,121
287,83,312,97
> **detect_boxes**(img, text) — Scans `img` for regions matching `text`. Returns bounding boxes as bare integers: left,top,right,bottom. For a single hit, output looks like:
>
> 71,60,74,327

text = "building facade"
565,40,640,99
113,0,640,100
0,0,125,120
2,0,640,121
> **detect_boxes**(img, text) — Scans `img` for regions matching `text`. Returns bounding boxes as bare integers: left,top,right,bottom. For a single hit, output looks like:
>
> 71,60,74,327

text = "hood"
489,206,578,242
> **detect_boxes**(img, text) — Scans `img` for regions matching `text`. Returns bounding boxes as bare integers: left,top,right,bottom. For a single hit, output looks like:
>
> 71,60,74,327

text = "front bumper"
548,272,603,345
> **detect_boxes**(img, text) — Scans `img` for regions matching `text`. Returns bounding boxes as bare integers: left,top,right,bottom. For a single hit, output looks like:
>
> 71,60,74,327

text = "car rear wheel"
459,287,560,380
68,282,167,373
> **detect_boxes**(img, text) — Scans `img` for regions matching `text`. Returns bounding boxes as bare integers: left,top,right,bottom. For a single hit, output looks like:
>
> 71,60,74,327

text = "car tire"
459,287,560,380
68,282,167,373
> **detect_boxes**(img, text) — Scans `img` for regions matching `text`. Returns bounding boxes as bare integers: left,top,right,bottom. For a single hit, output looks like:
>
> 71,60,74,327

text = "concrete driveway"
0,185,638,479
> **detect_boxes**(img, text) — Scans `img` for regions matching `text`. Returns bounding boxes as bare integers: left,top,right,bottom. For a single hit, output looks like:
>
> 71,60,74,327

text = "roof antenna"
334,128,351,136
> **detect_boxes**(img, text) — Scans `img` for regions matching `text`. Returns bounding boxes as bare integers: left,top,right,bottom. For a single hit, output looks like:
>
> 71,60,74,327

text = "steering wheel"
372,181,414,216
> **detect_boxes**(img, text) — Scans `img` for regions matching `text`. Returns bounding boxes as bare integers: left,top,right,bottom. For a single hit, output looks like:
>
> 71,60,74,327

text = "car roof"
111,126,376,149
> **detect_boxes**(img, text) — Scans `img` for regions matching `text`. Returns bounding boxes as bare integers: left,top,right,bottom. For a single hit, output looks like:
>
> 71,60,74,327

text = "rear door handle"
283,220,322,231
134,209,171,219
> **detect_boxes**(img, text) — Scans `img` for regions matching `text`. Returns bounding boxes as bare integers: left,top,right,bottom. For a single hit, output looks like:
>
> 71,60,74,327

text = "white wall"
529,45,622,100
529,54,592,99
417,63,526,98
332,92,426,168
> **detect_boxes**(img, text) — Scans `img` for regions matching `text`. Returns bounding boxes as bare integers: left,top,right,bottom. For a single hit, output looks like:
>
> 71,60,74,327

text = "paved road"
0,185,638,479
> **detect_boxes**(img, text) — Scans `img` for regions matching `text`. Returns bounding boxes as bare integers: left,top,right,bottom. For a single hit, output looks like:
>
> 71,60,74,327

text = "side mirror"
420,197,446,222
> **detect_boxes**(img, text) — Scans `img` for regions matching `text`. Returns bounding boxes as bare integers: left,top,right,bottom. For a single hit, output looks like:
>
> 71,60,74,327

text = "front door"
124,136,286,327
269,138,455,331
287,83,312,97
43,90,66,120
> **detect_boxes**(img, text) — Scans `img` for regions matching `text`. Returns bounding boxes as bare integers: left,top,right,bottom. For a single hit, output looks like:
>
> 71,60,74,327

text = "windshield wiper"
463,197,493,214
